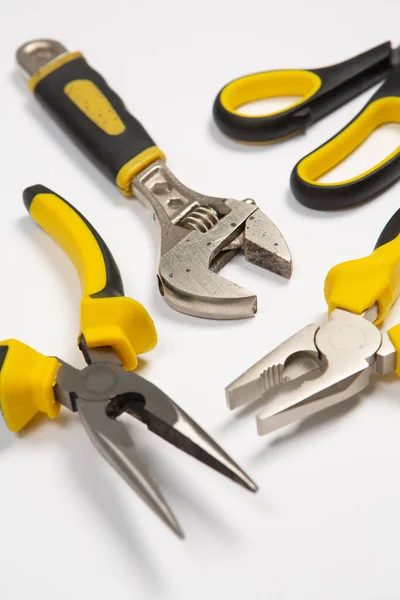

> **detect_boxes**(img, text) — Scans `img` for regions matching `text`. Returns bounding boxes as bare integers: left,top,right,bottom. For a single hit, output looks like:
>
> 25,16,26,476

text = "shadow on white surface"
139,442,243,544
64,424,167,593
249,394,365,467
208,118,277,154
0,416,14,451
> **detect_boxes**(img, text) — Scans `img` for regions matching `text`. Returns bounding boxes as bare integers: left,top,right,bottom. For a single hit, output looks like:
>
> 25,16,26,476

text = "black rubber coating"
0,346,8,372
375,208,400,249
23,184,124,298
213,42,393,143
34,56,157,183
290,66,400,210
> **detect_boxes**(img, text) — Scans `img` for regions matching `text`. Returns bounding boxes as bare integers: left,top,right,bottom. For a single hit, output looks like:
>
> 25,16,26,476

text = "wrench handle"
24,43,165,195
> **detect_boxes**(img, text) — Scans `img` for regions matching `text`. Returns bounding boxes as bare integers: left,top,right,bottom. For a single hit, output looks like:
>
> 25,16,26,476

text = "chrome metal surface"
16,39,67,77
133,160,292,319
55,357,257,537
226,308,392,435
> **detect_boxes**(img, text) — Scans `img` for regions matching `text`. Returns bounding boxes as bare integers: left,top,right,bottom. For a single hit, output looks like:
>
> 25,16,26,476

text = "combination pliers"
0,185,257,538
226,209,400,435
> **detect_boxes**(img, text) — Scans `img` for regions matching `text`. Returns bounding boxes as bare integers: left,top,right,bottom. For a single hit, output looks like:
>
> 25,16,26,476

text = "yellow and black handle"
324,208,400,326
213,42,394,144
291,67,400,209
0,340,61,432
29,52,165,195
23,185,157,369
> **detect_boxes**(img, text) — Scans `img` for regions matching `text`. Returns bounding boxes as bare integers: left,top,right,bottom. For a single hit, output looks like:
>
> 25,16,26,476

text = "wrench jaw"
158,253,258,320
133,161,292,319
243,209,293,279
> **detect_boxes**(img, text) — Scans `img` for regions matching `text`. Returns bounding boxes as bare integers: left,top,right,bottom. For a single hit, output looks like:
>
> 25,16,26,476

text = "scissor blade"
124,374,257,492
76,397,184,539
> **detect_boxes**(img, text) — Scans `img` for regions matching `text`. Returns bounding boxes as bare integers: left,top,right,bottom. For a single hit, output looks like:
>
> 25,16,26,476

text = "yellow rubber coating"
116,146,166,195
0,339,61,432
388,323,400,376
81,296,157,370
30,191,107,297
297,97,400,186
220,70,322,118
28,51,83,92
64,79,126,135
29,190,158,369
324,234,400,324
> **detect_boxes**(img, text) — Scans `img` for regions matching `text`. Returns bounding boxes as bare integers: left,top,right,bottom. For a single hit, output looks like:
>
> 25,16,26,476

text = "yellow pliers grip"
23,185,157,369
0,340,61,432
325,209,400,372
213,42,394,144
324,234,400,325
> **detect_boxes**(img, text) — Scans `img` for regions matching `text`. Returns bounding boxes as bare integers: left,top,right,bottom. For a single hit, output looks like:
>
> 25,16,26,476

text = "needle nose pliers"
0,185,257,538
226,208,400,435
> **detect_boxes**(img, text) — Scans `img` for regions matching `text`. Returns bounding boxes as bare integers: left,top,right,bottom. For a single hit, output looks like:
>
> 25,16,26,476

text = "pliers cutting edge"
226,209,400,435
15,39,292,320
0,185,257,538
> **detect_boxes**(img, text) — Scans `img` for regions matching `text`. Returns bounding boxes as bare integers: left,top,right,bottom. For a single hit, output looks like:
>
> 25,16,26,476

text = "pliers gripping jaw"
226,217,400,436
0,186,257,539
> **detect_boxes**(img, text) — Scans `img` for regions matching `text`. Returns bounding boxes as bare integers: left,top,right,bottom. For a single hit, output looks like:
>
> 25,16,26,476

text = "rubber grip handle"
375,208,400,248
23,185,157,369
24,184,124,298
30,52,165,195
213,42,393,143
324,230,400,325
291,67,400,210
0,340,61,432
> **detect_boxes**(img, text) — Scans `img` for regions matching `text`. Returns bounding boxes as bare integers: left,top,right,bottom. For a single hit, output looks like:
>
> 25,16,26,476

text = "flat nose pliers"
226,209,400,435
0,185,257,538
16,39,292,320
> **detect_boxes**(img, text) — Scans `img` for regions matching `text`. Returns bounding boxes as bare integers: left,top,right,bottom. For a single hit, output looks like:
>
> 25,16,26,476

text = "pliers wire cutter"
0,185,257,538
15,39,292,320
226,209,400,435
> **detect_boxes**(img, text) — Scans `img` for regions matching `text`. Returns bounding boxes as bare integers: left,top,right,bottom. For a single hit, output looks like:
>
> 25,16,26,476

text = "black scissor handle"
213,42,394,143
291,67,400,210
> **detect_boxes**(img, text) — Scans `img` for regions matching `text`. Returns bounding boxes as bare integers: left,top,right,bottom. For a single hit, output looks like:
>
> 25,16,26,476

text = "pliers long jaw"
56,343,256,538
227,308,390,435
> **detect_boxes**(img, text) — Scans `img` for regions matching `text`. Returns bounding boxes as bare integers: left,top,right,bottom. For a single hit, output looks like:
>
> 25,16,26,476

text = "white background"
1,1,400,599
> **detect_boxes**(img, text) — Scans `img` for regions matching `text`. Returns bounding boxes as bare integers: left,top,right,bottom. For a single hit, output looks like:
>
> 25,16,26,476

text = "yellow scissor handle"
213,42,394,143
219,70,321,120
324,234,400,325
24,185,157,369
291,92,400,210
0,339,61,432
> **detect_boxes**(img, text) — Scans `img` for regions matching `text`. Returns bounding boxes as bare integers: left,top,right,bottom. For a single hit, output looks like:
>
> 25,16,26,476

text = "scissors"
213,41,400,209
